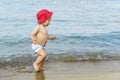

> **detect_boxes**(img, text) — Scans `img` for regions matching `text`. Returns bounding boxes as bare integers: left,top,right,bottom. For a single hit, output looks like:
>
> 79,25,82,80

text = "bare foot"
39,67,48,70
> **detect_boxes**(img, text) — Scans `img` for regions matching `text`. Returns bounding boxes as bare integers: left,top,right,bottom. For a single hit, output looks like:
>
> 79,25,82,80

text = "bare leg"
39,58,44,68
33,49,47,71
39,58,48,70
33,56,41,71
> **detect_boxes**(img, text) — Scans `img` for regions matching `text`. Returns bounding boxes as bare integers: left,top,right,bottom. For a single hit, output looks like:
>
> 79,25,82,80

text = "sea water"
0,0,120,61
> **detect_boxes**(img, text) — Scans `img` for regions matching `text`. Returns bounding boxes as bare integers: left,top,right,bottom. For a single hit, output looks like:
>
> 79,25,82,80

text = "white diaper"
32,44,45,53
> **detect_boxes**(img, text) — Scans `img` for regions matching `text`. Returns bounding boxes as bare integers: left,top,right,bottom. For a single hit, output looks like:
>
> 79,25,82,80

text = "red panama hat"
36,9,53,24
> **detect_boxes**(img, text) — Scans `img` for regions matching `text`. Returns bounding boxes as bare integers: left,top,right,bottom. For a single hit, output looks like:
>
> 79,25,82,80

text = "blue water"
0,0,120,59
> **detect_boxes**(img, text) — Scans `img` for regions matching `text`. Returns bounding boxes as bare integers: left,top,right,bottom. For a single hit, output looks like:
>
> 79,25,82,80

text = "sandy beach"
0,60,120,80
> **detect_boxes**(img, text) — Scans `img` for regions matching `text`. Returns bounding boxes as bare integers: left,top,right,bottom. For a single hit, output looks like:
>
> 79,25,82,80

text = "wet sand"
0,60,120,80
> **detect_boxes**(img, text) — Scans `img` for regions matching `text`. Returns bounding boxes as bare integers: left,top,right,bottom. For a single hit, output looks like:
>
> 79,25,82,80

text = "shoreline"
0,60,120,80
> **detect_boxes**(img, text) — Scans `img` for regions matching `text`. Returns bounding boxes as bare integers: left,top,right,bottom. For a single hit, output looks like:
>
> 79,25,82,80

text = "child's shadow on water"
35,71,45,80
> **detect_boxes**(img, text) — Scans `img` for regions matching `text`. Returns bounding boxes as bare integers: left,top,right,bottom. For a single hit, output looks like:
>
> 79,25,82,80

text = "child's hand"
49,36,56,40
33,38,37,44
51,36,56,40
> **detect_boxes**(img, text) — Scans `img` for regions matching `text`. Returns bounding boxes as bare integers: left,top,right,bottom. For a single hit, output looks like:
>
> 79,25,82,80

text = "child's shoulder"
34,25,39,29
32,26,39,32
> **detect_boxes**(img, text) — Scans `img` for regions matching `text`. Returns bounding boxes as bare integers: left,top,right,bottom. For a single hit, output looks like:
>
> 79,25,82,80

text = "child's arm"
48,36,56,40
30,27,39,44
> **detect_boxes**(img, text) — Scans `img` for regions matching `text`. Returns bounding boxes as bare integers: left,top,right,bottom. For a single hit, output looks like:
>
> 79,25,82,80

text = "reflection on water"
35,71,45,80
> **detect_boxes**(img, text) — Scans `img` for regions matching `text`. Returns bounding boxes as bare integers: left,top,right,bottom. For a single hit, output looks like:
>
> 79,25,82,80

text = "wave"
47,52,120,62
0,53,120,68
0,32,120,57
59,32,120,47
0,32,120,49
0,37,31,46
